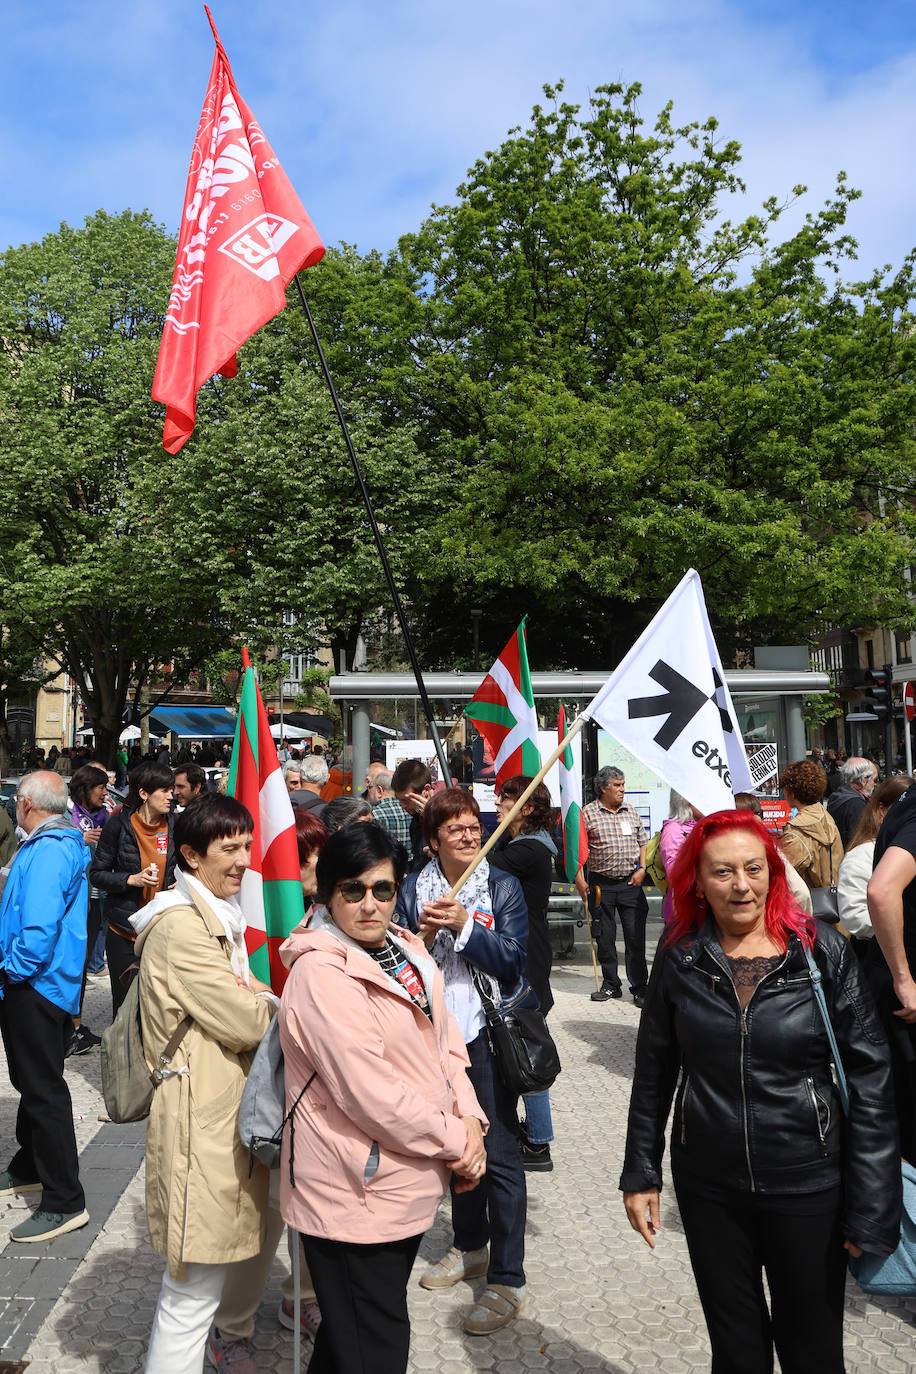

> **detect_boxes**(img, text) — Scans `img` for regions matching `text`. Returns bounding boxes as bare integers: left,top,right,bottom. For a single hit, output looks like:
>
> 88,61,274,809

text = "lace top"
727,953,783,1010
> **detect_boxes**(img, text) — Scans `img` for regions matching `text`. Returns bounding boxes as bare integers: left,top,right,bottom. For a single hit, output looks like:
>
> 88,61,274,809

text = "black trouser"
76,896,104,1017
106,927,138,1016
589,875,648,994
299,1231,423,1374
675,1183,847,1374
0,982,85,1214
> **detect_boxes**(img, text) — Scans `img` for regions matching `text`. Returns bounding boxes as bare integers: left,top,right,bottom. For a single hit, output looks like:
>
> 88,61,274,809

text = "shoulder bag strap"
803,942,850,1115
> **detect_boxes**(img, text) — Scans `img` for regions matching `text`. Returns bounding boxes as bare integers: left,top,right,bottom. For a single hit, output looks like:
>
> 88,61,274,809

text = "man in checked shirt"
574,767,649,1008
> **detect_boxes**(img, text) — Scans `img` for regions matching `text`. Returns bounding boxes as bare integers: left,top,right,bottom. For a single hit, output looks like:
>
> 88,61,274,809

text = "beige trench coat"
134,887,273,1280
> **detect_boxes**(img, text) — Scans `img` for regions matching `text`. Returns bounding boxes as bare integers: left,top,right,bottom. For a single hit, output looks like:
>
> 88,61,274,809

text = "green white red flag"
558,705,588,884
464,621,541,787
228,649,304,992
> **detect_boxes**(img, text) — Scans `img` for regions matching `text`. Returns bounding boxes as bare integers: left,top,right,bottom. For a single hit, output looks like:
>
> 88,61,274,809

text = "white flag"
582,569,753,816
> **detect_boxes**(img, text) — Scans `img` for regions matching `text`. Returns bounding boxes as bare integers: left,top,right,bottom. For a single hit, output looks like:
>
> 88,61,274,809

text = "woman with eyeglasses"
278,822,487,1374
395,788,531,1337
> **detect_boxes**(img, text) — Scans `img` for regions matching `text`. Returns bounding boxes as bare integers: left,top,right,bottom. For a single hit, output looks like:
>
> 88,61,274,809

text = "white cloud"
1,0,913,276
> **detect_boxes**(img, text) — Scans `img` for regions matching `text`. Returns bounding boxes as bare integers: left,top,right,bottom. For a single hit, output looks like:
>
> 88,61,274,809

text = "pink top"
660,817,696,921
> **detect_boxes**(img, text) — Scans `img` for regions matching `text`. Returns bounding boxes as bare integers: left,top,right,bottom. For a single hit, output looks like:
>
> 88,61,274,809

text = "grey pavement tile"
0,946,913,1370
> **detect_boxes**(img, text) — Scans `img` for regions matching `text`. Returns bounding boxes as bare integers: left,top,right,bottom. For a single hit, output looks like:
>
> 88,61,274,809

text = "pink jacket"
278,917,487,1244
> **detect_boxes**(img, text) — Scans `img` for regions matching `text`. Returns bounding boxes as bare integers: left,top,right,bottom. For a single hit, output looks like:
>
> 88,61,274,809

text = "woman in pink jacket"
279,823,488,1374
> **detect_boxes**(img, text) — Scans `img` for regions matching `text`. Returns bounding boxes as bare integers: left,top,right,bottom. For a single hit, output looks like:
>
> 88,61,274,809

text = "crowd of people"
1,739,916,1372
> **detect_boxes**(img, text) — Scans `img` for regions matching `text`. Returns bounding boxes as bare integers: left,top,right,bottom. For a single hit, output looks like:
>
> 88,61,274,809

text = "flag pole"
446,715,587,898
582,888,602,993
292,275,453,786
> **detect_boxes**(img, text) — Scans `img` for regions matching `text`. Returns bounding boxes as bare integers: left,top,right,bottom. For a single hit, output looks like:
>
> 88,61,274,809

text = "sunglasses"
336,879,398,903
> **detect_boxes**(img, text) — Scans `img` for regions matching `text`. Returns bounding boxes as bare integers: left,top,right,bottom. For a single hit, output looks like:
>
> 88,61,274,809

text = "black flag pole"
292,273,453,786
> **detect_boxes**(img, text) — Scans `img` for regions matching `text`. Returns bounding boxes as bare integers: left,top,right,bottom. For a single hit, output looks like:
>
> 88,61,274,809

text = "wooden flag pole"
582,887,602,992
446,715,588,899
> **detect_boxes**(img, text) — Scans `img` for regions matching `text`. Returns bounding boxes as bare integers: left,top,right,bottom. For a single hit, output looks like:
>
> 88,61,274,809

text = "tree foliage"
0,210,237,764
396,82,916,667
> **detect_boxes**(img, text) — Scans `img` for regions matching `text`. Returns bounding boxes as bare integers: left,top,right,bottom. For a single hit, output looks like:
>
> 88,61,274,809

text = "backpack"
643,830,667,894
100,967,192,1124
238,1015,314,1179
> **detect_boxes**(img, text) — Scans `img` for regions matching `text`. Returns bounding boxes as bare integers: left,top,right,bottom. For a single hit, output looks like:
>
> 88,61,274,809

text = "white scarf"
415,857,501,1006
130,869,251,985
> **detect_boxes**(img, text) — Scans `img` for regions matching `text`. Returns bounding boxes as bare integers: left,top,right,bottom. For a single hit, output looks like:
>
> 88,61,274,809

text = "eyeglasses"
336,879,398,903
441,823,482,839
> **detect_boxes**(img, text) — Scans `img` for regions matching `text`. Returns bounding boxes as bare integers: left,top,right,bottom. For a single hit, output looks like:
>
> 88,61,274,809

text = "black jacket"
827,784,868,849
89,808,177,937
620,919,901,1257
488,831,556,1015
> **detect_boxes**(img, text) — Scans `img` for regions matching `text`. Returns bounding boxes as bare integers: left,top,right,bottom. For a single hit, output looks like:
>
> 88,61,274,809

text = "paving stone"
0,947,912,1369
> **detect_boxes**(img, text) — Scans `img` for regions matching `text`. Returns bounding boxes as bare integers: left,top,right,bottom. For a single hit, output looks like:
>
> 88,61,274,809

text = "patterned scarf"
415,856,501,1004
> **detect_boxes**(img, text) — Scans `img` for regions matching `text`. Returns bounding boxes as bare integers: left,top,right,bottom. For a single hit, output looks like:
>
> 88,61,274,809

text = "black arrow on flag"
628,660,711,750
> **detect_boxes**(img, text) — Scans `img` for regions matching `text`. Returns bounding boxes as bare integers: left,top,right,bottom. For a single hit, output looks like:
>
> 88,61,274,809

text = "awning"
267,711,333,737
148,706,237,739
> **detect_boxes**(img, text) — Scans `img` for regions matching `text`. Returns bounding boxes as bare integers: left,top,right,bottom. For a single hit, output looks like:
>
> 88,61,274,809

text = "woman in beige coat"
132,794,277,1374
779,759,843,891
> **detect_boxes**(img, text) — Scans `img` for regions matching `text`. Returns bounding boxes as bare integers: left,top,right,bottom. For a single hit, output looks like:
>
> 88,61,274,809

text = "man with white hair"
288,754,328,818
827,756,878,848
0,771,90,1241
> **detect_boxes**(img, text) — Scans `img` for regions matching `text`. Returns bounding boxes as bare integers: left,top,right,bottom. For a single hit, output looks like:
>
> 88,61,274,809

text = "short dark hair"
315,823,408,905
127,761,175,811
175,762,207,793
295,809,329,864
734,791,764,819
70,764,109,809
497,775,554,833
174,793,254,871
323,796,373,834
422,787,481,843
391,758,431,794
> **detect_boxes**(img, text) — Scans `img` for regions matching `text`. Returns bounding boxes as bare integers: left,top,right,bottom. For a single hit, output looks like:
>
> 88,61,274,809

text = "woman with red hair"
620,809,900,1373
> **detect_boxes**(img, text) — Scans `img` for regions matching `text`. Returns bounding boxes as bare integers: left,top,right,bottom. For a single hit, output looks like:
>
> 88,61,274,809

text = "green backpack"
643,830,668,895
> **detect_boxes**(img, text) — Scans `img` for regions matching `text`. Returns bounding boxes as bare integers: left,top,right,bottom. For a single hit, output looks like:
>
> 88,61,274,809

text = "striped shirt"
372,797,412,848
582,801,647,878
367,937,431,1018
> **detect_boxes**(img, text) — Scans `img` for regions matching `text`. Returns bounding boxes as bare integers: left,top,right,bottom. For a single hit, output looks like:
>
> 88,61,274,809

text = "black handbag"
809,886,840,923
472,971,561,1096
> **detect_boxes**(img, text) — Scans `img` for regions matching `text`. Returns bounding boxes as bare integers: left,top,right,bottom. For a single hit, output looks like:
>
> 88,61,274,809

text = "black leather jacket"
620,919,901,1257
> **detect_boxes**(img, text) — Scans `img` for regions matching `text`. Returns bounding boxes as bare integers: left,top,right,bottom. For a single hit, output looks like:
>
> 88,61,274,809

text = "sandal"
464,1283,526,1335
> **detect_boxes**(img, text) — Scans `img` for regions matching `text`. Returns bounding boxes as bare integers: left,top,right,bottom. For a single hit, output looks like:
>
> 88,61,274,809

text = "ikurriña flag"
464,620,541,788
152,5,325,454
558,705,588,884
228,649,304,992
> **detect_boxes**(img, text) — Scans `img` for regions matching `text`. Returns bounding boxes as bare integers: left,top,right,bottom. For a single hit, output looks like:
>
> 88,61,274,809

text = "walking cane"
583,883,602,993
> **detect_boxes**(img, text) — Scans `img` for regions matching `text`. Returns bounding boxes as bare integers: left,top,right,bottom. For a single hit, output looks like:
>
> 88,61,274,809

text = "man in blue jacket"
0,770,90,1242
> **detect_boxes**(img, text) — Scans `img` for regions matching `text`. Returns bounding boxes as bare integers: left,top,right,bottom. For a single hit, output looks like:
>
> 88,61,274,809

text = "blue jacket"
0,816,90,1014
395,865,530,1003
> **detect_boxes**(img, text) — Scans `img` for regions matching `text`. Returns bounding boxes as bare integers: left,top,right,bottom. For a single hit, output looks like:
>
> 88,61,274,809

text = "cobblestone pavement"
2,928,916,1372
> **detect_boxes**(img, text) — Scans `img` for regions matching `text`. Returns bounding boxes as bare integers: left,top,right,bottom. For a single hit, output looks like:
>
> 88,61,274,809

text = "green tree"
0,210,230,765
396,83,916,668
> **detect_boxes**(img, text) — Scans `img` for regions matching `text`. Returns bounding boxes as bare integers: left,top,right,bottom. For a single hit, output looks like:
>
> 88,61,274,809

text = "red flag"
153,7,325,453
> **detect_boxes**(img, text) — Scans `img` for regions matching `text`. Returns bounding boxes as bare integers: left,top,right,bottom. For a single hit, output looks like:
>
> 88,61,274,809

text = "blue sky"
2,0,915,278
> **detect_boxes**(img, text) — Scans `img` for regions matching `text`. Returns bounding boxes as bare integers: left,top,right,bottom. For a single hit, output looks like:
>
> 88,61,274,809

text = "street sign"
905,682,915,723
